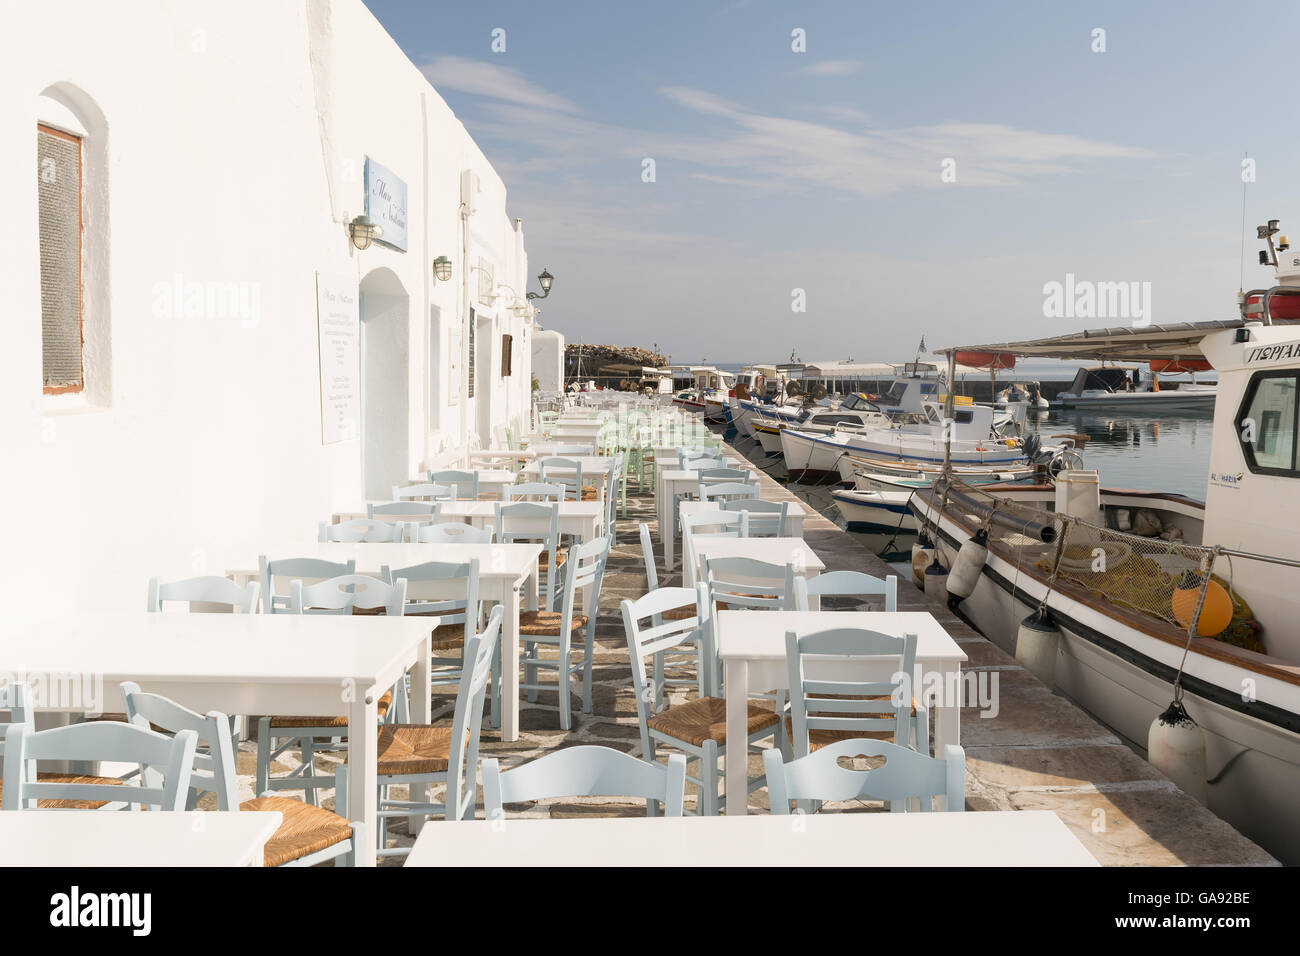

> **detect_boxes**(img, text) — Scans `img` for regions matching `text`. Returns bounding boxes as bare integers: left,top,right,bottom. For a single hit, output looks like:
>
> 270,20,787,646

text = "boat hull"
831,489,917,532
915,492,1300,865
782,428,1026,483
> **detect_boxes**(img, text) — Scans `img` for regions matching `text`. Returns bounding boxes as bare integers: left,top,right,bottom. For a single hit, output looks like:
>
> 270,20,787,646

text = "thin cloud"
420,55,580,114
800,59,862,76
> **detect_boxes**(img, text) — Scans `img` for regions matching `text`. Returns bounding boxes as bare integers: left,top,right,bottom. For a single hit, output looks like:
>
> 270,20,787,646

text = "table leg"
500,579,524,743
724,658,750,816
347,694,380,866
406,632,433,836
932,661,962,811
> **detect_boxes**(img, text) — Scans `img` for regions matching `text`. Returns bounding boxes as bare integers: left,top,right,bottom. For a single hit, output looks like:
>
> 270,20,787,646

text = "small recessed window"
37,124,83,394
1238,370,1299,475
501,333,513,377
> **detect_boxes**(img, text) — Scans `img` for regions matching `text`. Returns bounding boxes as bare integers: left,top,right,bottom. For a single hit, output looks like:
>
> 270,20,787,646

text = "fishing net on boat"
927,479,1264,652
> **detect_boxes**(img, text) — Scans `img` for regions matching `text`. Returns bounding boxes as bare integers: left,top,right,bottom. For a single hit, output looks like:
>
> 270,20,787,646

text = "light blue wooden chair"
764,739,965,813
338,606,502,858
429,469,479,500
121,682,364,866
697,481,760,506
517,535,611,729
319,519,404,543
395,481,457,502
495,500,563,611
784,626,928,774
255,573,408,805
621,585,780,815
147,575,259,613
537,456,585,502
637,523,706,703
507,482,565,501
704,556,795,614
416,521,494,544
482,746,687,819
794,570,898,612
259,556,355,614
604,452,625,544
2,719,198,812
681,509,748,584
722,499,789,537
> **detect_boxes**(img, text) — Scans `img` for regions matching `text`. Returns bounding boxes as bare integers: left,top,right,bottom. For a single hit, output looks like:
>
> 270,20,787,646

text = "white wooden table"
656,464,755,568
678,499,806,560
405,812,1096,867
717,610,968,815
3,613,435,866
522,440,596,456
0,810,284,866
687,536,826,589
230,542,542,744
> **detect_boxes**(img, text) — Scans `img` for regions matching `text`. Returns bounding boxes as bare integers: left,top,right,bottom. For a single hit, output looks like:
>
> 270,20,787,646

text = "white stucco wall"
0,0,536,618
532,330,565,394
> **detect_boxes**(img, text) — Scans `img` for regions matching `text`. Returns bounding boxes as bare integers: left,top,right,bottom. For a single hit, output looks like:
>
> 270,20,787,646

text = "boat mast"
942,350,956,477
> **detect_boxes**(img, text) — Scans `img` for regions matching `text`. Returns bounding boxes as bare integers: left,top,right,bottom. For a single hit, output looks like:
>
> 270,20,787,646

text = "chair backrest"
621,585,706,724
678,446,720,464
289,573,407,615
795,570,897,612
698,467,751,483
704,555,795,611
507,482,564,502
785,626,917,755
763,740,965,813
382,559,479,643
637,522,659,591
442,606,503,819
121,681,237,809
1,720,198,811
682,455,725,471
0,683,33,766
259,556,356,613
721,499,788,537
537,457,582,501
368,501,441,519
416,522,495,544
697,481,760,504
319,519,404,543
147,575,259,614
494,501,560,549
482,747,687,819
394,482,457,502
429,470,480,500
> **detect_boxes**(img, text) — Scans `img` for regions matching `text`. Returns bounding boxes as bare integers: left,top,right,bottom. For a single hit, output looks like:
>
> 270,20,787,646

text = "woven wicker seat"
269,689,392,729
0,772,125,809
647,697,777,747
537,549,567,567
517,610,588,635
714,597,777,611
430,623,466,651
580,486,599,501
370,725,460,775
240,796,353,867
661,605,695,621
785,694,920,751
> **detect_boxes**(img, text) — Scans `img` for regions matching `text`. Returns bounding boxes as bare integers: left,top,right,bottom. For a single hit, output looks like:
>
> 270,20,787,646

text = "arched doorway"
359,268,409,500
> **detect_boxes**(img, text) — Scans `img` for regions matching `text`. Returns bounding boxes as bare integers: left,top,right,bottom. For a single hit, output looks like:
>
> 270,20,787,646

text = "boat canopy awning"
937,320,1243,363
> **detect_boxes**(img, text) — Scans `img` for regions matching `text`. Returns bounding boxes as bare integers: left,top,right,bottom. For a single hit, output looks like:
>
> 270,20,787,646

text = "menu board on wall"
316,273,360,444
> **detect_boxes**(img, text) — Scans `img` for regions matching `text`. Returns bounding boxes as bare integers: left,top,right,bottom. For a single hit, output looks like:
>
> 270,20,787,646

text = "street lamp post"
526,268,554,300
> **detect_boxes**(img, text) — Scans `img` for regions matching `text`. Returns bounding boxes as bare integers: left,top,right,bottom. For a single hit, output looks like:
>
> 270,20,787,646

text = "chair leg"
255,717,272,796
301,737,318,806
557,641,572,731
489,641,502,730
581,625,594,714
702,740,720,816
525,640,539,703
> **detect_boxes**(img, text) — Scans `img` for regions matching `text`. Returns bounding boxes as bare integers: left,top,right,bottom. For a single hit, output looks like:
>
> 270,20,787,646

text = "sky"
365,0,1300,365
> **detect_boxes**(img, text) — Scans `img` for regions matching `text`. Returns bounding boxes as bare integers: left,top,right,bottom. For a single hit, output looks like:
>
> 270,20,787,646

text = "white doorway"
359,267,409,500
475,310,495,447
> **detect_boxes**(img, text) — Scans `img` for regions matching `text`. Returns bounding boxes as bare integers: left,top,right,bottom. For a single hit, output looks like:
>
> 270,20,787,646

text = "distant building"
532,329,565,395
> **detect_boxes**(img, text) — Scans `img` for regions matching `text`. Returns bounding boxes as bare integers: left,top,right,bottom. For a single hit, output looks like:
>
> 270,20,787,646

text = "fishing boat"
835,451,1043,487
1056,364,1218,410
832,487,918,532
995,381,1050,410
911,225,1300,862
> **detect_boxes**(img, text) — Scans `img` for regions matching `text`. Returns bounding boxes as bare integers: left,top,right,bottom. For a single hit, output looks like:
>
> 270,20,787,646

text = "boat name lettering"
1245,341,1300,363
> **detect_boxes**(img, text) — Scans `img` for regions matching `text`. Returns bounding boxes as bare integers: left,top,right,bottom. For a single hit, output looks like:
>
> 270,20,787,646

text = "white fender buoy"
911,534,934,589
1015,606,1061,687
923,554,948,606
1147,700,1208,804
945,528,988,608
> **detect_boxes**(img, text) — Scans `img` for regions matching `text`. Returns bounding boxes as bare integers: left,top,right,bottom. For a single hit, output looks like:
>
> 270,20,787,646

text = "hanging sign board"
364,156,408,252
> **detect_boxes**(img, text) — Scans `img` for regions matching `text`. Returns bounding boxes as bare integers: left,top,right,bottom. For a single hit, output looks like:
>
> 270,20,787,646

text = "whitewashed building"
1,0,539,615
531,329,566,396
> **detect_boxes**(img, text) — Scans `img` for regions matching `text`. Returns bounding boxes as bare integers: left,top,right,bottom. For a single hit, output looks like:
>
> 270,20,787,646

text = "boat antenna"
1239,151,1249,302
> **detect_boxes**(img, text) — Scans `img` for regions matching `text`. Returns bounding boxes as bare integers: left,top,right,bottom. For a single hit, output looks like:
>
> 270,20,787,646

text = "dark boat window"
1237,370,1299,476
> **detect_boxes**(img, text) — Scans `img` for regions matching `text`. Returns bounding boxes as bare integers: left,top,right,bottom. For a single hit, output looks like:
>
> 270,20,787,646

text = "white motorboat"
912,225,1300,863
995,381,1050,410
1056,365,1218,410
831,487,918,532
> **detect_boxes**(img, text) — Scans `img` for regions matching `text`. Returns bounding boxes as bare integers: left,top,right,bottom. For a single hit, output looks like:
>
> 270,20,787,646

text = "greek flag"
918,335,927,354
937,364,949,388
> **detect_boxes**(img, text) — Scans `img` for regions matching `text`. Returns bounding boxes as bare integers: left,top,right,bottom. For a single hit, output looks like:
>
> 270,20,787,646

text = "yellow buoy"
1171,578,1233,637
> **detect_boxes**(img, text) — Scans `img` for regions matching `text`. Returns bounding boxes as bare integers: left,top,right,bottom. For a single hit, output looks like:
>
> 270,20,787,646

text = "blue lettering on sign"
364,157,408,252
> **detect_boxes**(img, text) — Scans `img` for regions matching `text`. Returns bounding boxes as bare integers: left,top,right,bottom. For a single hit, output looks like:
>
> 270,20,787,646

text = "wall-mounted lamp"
526,268,554,300
348,214,383,250
433,255,453,282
